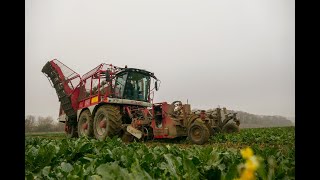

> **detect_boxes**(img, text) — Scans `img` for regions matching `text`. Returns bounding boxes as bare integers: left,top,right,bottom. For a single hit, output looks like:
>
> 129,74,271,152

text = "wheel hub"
191,126,202,140
99,120,106,128
194,129,200,136
82,123,88,130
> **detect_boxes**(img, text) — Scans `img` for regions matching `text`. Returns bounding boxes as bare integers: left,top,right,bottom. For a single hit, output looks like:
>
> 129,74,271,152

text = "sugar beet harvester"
42,59,240,145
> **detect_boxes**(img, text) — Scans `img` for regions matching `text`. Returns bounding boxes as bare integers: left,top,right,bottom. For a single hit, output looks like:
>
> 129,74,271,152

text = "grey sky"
25,0,295,120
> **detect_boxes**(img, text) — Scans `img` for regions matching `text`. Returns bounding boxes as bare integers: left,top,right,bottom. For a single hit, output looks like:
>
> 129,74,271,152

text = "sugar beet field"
25,127,295,179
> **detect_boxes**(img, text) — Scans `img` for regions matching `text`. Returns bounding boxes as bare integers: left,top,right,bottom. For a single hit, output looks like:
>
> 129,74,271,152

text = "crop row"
25,127,295,180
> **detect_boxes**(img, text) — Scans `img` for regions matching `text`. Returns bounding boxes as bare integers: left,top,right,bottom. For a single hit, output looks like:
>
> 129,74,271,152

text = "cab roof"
116,68,158,80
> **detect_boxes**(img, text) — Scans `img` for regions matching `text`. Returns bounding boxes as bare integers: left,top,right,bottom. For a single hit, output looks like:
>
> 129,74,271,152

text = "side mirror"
155,81,158,91
105,71,110,81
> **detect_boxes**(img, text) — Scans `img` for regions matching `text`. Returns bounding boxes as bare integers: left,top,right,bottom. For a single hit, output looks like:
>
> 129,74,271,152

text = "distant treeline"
231,110,293,128
25,115,64,133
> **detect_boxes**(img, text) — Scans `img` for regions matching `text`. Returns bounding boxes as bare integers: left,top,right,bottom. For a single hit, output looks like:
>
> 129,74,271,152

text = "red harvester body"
42,59,240,144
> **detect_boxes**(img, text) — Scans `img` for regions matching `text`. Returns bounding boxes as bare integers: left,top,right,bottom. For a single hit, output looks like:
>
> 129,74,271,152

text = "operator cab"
114,68,158,102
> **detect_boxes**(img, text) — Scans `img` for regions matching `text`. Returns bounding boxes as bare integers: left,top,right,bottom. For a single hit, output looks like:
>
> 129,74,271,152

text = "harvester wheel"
222,123,239,133
78,110,94,138
93,105,122,141
188,121,210,145
65,121,78,138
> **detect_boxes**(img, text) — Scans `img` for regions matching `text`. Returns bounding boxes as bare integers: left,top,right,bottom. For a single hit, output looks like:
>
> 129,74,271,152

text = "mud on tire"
188,121,210,145
93,105,122,141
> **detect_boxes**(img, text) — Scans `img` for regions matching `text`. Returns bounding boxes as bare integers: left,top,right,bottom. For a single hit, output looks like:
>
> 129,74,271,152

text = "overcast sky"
25,0,294,120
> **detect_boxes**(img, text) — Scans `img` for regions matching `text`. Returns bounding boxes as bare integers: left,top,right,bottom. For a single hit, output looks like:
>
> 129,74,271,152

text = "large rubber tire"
188,121,210,145
65,121,78,138
222,123,240,133
93,105,122,141
78,110,94,138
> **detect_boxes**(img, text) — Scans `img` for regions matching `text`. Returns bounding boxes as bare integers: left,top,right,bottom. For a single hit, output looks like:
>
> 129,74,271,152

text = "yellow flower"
239,169,255,180
245,156,259,171
234,147,260,180
240,147,253,159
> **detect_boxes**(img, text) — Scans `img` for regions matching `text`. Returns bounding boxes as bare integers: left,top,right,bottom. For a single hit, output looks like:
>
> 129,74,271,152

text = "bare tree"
53,121,65,132
25,115,36,132
36,116,54,132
